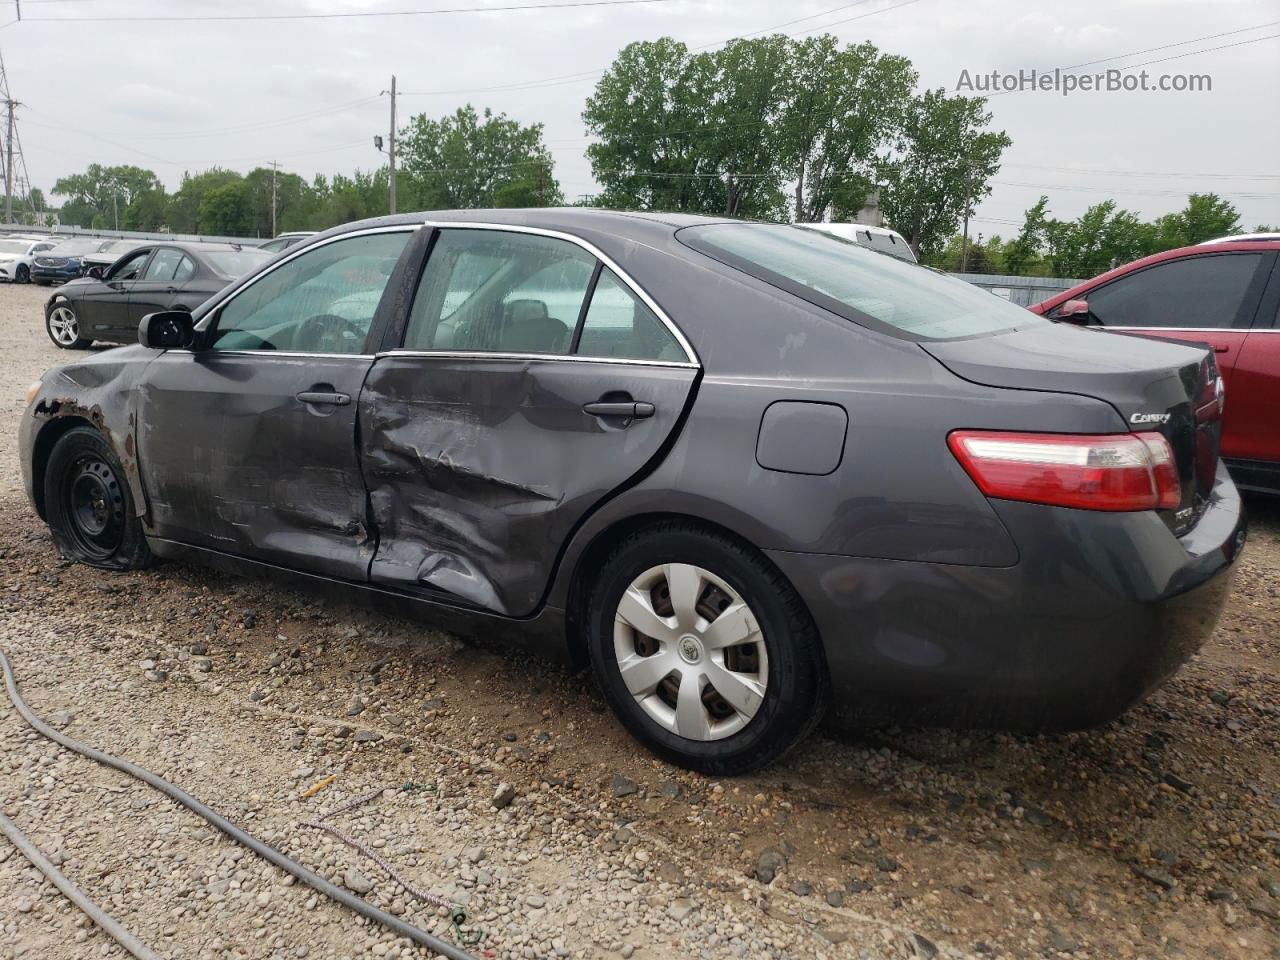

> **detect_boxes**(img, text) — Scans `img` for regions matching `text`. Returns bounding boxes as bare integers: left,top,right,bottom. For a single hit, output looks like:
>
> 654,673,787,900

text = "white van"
794,222,917,263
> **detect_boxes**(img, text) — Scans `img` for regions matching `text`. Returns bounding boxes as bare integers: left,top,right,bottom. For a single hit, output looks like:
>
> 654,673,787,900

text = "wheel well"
29,417,96,520
562,511,809,669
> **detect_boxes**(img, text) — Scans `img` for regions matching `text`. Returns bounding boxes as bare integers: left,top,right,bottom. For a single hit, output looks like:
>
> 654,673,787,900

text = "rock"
620,946,635,959
15,898,33,913
788,880,812,896
1209,690,1231,706
1209,887,1238,903
192,657,212,672
463,846,484,865
1046,927,1079,952
611,774,638,798
1134,866,1177,891
190,642,209,656
1162,772,1194,794
493,783,517,810
47,710,74,728
667,898,696,922
1259,876,1280,898
656,862,682,884
1248,900,1280,923
501,731,517,742
352,730,381,743
1022,806,1055,827
755,847,787,884
910,933,938,958
241,609,257,628
249,689,265,702
825,889,844,907
527,894,546,909
657,780,682,800
334,726,353,738
344,868,373,894
145,669,167,682
875,855,899,873
347,697,366,716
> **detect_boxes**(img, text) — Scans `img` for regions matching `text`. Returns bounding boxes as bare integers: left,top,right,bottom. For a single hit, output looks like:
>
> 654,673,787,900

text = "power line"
1002,162,1280,182
1056,19,1280,73
399,0,926,96
20,0,677,23
993,180,1278,200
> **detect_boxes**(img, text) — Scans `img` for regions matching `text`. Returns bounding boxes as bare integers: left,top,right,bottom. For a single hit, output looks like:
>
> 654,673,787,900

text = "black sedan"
20,210,1245,774
43,242,271,349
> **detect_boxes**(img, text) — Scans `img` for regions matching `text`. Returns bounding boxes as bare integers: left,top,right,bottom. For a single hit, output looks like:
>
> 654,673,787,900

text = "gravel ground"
0,281,1278,960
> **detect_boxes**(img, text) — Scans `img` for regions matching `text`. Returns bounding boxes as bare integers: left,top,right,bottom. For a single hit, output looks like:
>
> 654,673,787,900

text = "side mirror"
1055,299,1092,324
87,266,105,280
139,310,195,350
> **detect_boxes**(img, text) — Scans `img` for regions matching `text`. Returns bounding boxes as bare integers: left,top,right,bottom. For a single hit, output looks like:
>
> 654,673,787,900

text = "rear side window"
679,223,1043,341
143,248,184,281
1084,253,1265,329
577,268,685,361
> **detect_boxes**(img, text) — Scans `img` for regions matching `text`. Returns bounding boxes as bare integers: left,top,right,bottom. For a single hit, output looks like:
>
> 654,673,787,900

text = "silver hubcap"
612,563,769,742
49,306,79,345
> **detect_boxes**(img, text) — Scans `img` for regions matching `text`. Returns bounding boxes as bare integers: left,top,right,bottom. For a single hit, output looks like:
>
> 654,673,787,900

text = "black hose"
0,810,163,960
0,647,476,960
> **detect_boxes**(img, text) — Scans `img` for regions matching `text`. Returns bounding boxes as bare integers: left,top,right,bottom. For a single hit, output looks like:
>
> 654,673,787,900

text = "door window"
1086,253,1265,329
576,267,685,361
404,229,595,353
143,248,184,281
210,231,410,354
172,256,196,282
107,249,151,282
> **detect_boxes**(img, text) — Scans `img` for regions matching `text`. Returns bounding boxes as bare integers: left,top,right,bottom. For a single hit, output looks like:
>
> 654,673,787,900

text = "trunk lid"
922,323,1223,534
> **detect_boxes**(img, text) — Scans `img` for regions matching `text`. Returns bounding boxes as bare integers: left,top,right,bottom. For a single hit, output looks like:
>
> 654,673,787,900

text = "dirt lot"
0,281,1278,960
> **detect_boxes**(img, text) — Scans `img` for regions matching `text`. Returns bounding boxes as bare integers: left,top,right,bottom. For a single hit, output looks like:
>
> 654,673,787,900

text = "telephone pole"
387,75,397,215
269,160,280,236
4,97,17,224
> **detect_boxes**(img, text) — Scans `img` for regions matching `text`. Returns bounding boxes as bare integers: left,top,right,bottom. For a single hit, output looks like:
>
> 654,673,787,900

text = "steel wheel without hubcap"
63,455,126,561
48,305,82,346
613,562,769,741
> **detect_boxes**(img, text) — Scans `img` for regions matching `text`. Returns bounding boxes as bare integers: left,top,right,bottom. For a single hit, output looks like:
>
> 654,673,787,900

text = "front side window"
1084,253,1265,329
210,231,410,354
143,248,184,281
405,229,596,354
680,223,1045,341
107,249,151,282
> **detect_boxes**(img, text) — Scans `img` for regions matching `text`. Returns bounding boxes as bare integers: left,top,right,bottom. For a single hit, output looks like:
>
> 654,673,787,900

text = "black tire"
15,263,29,284
45,300,91,350
44,426,152,571
585,523,829,775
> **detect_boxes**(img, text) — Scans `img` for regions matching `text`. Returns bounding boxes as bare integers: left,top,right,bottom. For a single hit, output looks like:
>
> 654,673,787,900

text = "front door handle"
1213,345,1229,353
296,391,351,406
583,400,655,419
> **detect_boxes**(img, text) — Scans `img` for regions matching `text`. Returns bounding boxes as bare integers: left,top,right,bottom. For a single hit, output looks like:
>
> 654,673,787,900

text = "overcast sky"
3,0,1278,234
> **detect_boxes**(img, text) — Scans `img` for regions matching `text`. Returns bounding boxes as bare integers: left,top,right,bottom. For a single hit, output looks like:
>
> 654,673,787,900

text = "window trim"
191,224,420,359
392,221,699,368
1078,251,1272,332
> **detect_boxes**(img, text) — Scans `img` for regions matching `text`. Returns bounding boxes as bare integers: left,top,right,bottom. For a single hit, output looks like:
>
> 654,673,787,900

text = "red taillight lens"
948,430,1182,512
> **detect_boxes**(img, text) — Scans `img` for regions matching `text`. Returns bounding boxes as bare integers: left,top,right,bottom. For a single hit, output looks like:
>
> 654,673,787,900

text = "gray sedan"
19,210,1245,773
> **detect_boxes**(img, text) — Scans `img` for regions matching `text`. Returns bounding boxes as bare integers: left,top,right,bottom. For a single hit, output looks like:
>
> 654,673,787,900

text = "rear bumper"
768,459,1246,731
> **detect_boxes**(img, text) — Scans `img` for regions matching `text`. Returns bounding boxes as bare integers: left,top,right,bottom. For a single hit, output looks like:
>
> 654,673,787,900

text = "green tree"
198,181,252,235
123,187,169,231
781,36,915,222
878,89,1010,258
51,163,163,228
1000,196,1051,275
167,168,244,234
1157,193,1241,246
1045,200,1152,277
399,105,559,210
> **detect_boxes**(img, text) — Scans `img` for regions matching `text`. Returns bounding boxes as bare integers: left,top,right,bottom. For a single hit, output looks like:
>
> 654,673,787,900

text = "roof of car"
328,207,739,238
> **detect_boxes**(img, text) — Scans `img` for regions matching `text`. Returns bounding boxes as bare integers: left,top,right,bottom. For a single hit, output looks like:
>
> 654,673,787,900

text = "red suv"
1031,240,1280,494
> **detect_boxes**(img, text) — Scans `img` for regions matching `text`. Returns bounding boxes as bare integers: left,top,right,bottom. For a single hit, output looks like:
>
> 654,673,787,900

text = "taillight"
948,430,1181,512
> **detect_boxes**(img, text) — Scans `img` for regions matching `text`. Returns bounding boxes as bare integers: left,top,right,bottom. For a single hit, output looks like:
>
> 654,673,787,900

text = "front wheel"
15,263,29,284
585,524,828,775
46,302,91,349
44,427,152,570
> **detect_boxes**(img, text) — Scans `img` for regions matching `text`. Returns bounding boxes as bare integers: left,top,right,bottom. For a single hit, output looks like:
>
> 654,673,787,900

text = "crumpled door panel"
360,356,697,616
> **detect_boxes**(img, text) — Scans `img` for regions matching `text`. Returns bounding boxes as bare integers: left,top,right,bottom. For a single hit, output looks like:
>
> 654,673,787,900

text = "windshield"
204,249,273,278
103,240,145,255
0,239,31,255
679,223,1046,341
48,239,104,257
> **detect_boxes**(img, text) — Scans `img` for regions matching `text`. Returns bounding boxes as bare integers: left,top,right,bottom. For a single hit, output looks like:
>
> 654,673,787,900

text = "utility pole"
269,160,280,236
3,99,14,224
388,75,397,215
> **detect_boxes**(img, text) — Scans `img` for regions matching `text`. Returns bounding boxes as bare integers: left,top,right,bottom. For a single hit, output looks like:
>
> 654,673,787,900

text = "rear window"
679,223,1046,341
205,249,273,278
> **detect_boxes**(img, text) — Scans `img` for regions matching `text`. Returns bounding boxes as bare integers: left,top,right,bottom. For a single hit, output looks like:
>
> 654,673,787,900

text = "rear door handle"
1213,345,1229,353
296,391,351,406
583,400,655,419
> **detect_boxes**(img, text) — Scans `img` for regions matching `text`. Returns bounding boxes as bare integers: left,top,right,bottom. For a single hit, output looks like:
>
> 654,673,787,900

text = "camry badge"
1130,412,1171,425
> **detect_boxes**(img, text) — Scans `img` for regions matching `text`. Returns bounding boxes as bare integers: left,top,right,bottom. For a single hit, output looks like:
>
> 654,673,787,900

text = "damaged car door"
136,228,414,579
361,225,700,616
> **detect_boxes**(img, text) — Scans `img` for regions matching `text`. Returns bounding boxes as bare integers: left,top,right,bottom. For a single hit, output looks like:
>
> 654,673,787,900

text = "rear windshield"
204,249,273,278
48,239,102,256
679,223,1045,341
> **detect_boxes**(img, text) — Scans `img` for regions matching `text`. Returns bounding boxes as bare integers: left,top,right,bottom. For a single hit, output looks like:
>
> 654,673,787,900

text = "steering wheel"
296,313,367,353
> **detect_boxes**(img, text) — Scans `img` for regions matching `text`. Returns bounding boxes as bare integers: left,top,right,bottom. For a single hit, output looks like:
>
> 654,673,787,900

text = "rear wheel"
46,302,91,349
586,523,828,775
44,427,152,570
